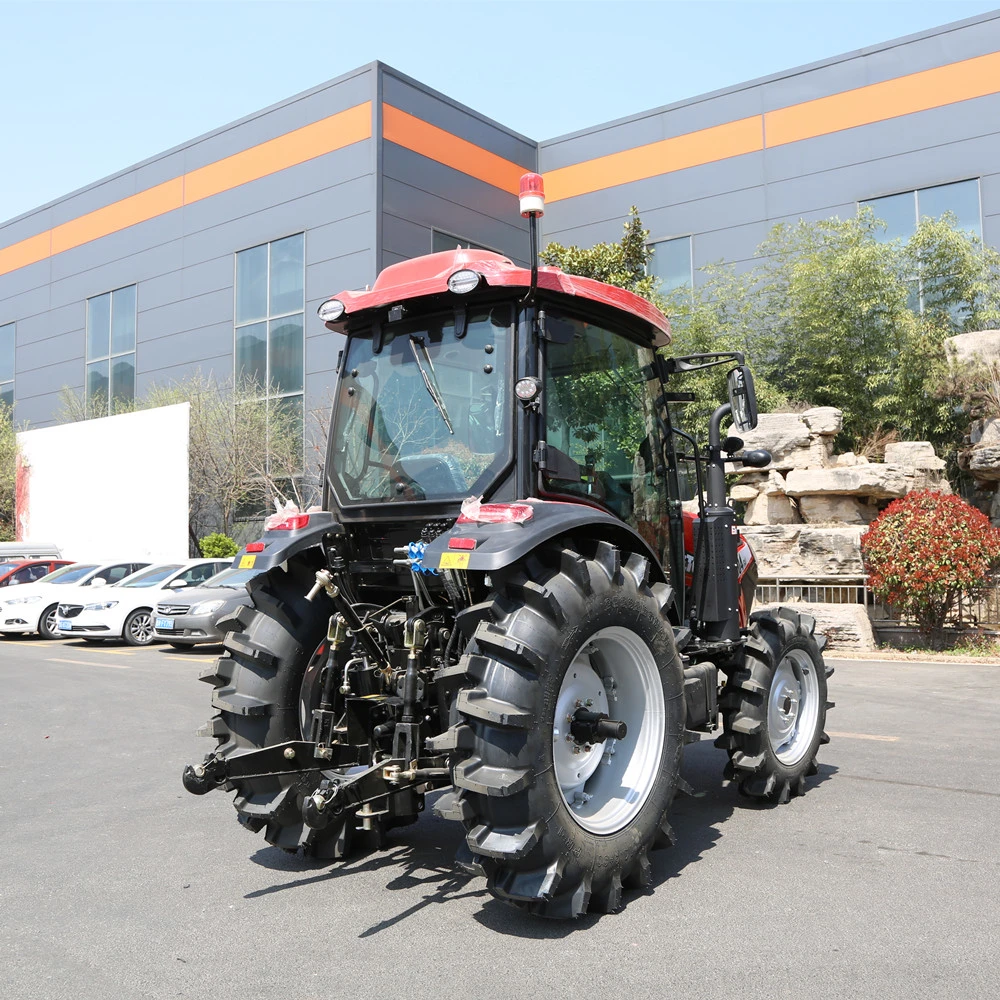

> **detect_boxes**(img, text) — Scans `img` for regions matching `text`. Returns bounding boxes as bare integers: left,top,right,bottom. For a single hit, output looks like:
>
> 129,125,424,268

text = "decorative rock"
730,484,760,502
991,489,1000,526
970,417,1000,447
736,413,832,471
969,446,1000,482
944,330,1000,364
760,470,788,496
739,525,866,577
799,495,877,525
754,601,875,651
883,441,945,470
784,465,908,498
744,493,800,525
800,407,843,436
834,451,868,467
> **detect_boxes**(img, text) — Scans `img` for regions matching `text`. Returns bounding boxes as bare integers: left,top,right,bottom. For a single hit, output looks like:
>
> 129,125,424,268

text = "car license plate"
155,617,174,630
58,619,72,631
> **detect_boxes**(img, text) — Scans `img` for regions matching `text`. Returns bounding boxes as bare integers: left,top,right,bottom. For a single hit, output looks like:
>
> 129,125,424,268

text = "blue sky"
1,0,997,223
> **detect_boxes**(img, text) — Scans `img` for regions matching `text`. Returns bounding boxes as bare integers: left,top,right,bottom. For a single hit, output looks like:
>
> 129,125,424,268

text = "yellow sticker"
239,554,257,569
439,551,471,570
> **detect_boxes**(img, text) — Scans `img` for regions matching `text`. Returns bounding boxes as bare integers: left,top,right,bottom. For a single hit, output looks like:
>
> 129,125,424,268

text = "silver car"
152,566,261,647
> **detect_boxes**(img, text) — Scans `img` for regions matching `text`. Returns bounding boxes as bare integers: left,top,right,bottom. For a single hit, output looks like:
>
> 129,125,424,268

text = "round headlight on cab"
447,269,481,294
318,298,346,322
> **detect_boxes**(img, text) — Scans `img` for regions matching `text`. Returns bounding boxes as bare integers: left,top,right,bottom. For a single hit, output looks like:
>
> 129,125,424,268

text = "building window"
0,322,14,412
431,230,494,254
234,233,305,456
86,285,136,416
647,236,693,293
860,179,982,243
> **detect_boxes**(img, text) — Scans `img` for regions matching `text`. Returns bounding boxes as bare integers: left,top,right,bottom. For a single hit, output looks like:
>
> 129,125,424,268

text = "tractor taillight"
448,537,477,550
265,513,310,531
519,172,545,218
246,542,265,552
456,502,533,525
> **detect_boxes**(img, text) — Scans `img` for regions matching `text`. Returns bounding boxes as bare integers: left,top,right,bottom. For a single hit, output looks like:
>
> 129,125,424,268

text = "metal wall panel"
0,66,377,427
540,12,1000,306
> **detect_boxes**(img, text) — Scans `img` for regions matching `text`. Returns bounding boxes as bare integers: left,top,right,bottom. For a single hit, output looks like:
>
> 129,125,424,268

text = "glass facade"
234,233,305,458
0,322,13,412
861,179,982,242
647,236,693,293
86,285,136,415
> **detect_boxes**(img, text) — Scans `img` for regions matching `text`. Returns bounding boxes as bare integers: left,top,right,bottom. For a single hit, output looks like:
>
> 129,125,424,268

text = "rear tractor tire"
717,607,834,803
195,561,356,859
445,539,685,918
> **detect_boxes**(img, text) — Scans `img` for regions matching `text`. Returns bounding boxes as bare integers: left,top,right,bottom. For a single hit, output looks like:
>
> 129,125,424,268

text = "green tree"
666,209,1000,459
198,532,239,559
539,206,663,303
0,402,19,541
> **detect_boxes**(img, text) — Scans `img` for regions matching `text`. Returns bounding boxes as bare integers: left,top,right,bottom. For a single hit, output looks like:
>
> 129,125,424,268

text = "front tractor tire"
717,607,833,803
449,539,685,919
195,561,353,858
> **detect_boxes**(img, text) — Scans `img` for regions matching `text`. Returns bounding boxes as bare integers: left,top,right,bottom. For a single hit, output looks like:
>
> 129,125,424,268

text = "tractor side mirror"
727,365,758,432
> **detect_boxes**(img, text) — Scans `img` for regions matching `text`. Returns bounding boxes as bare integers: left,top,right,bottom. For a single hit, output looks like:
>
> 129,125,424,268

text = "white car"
0,560,152,639
56,560,231,646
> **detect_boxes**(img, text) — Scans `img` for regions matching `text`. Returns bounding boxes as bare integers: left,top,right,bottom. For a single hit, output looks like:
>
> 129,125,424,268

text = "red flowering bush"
861,490,1000,641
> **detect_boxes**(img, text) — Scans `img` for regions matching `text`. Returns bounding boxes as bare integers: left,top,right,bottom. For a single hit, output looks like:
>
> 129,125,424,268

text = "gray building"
2,10,1000,433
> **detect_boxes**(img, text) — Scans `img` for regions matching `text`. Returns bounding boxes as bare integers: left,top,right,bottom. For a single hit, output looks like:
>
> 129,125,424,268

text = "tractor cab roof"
321,248,671,347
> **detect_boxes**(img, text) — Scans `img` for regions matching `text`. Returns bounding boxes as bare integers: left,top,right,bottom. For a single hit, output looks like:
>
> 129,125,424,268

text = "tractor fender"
421,500,666,580
230,511,341,573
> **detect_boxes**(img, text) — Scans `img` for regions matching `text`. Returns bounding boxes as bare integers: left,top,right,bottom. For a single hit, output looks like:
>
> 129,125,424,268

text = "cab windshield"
329,306,511,504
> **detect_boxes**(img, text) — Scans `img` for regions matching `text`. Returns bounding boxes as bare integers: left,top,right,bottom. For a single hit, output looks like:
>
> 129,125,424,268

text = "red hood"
323,249,671,346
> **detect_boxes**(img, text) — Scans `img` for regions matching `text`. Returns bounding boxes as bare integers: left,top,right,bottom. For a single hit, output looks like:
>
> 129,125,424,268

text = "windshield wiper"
408,336,454,435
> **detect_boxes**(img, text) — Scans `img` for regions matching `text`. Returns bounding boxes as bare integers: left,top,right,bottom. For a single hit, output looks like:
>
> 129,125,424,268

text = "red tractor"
184,174,832,918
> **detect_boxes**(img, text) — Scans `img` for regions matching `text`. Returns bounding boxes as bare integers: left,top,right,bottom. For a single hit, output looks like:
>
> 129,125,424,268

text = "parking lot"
3,635,998,1000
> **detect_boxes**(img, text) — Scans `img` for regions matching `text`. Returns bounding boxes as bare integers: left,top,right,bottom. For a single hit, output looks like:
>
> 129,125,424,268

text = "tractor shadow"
474,740,837,938
243,746,837,939
245,808,488,934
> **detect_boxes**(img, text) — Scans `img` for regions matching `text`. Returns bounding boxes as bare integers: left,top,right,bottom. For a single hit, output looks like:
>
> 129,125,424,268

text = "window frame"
85,284,137,417
858,177,983,242
645,234,694,295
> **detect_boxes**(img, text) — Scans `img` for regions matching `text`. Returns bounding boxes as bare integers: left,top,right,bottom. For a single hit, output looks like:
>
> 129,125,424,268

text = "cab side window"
542,312,659,525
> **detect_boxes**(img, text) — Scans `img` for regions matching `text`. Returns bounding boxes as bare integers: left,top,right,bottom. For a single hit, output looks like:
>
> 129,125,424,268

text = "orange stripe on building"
0,230,50,277
382,104,526,195
185,102,372,204
765,49,1000,147
0,102,373,279
545,116,764,203
50,177,184,255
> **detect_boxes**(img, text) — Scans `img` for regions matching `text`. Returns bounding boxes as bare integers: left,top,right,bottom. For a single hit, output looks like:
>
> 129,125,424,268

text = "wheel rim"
553,626,665,836
767,648,820,766
44,609,57,635
129,613,154,644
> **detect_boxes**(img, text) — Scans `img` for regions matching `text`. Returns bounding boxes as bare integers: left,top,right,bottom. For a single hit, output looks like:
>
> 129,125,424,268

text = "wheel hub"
767,650,820,766
552,627,665,835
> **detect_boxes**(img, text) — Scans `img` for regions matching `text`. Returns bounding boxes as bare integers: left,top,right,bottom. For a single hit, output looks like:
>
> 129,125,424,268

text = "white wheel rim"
767,648,820,766
553,626,665,835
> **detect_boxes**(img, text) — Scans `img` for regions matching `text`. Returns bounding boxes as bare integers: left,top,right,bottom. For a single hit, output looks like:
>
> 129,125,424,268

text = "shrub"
198,532,238,559
861,490,1000,643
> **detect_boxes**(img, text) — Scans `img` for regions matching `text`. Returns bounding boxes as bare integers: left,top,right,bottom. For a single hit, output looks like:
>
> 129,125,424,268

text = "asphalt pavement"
2,635,998,1000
